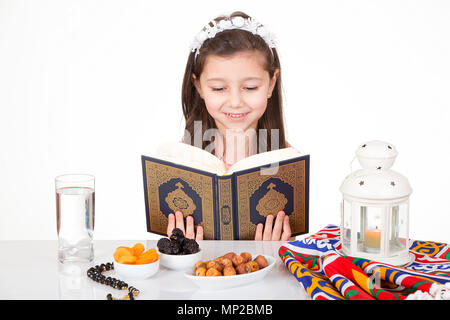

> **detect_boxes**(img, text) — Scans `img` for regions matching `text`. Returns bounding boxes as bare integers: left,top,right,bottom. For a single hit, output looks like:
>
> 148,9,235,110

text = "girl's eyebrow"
206,76,263,82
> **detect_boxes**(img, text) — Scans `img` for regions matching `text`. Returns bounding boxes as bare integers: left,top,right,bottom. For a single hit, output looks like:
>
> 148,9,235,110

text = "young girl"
167,11,294,241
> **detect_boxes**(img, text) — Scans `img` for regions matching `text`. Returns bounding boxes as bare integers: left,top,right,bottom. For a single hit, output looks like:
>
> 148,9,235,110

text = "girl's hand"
167,210,204,240
254,211,294,241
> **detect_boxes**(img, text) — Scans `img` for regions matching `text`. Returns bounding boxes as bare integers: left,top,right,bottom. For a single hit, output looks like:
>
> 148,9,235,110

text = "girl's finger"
271,211,285,240
175,211,186,235
195,225,204,241
263,215,274,240
166,213,175,237
185,216,195,239
254,223,264,240
281,215,292,241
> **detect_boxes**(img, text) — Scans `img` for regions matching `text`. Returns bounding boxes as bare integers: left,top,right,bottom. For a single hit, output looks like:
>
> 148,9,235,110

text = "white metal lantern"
340,141,412,266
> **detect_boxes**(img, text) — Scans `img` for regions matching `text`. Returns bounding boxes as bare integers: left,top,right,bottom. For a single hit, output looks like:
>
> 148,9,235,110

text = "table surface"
0,240,309,300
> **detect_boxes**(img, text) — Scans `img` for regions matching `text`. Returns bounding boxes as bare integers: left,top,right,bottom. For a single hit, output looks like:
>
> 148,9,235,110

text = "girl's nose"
228,87,244,109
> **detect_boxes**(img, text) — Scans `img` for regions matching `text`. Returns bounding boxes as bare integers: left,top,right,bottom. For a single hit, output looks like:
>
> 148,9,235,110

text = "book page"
226,147,302,175
151,141,302,176
153,141,227,175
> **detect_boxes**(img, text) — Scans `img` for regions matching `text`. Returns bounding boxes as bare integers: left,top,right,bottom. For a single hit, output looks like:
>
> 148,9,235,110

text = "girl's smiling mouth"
224,112,249,121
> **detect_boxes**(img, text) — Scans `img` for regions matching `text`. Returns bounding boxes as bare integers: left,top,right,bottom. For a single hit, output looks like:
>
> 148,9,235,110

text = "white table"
0,240,309,300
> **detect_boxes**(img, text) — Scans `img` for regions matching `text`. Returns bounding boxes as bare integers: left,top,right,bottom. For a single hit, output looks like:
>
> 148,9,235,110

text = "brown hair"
181,11,287,153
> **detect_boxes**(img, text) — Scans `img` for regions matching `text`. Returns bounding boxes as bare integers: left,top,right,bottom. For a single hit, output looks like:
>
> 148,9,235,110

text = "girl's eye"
210,86,258,91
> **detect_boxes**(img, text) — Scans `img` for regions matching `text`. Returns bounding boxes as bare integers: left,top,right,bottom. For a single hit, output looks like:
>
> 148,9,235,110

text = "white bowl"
159,249,203,271
184,254,276,290
113,259,159,280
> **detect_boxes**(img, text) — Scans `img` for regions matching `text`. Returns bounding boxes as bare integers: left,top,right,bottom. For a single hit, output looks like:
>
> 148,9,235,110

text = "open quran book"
142,141,309,240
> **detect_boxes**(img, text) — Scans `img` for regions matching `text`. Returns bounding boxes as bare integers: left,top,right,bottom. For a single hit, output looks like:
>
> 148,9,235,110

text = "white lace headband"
190,15,276,61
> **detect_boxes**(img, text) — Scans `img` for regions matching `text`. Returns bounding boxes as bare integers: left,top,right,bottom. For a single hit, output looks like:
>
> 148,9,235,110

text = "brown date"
206,260,223,272
206,267,222,276
223,266,237,276
218,257,233,268
236,263,251,274
253,255,268,269
222,252,236,260
194,260,206,271
246,261,260,272
232,255,244,267
240,252,252,263
195,267,206,276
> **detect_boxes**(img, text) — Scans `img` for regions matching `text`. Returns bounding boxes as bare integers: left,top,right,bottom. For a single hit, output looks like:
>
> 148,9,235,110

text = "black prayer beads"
87,262,140,300
106,286,140,300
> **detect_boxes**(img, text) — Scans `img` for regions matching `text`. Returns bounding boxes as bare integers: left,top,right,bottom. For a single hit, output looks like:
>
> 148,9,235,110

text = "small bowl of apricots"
113,243,159,280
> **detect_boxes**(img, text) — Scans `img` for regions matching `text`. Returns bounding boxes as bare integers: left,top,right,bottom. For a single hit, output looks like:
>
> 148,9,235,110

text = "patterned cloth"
279,225,450,300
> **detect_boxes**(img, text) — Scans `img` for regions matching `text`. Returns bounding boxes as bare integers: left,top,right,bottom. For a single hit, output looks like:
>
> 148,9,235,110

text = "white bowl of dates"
157,228,202,270
184,253,275,290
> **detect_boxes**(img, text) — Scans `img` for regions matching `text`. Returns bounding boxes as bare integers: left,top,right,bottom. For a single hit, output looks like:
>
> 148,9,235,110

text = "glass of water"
56,174,95,263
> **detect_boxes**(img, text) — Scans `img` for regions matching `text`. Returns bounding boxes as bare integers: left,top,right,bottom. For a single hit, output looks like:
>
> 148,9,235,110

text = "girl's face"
193,50,279,135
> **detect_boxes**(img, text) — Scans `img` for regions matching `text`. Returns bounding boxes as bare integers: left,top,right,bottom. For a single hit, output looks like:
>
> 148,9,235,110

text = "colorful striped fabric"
279,225,450,300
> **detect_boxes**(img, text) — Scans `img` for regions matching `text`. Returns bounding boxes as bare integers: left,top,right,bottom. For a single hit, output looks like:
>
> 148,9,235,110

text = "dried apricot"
113,246,133,262
140,248,157,258
132,243,145,257
136,248,159,264
118,255,137,264
114,244,158,265
136,255,156,264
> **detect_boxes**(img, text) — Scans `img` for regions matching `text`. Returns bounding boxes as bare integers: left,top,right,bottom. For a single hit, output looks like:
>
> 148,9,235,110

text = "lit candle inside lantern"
365,227,381,249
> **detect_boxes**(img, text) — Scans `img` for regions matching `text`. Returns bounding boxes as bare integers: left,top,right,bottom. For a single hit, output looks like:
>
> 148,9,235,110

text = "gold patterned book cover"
141,142,309,240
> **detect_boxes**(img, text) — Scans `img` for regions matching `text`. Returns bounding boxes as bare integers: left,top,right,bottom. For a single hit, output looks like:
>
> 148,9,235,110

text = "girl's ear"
267,68,280,99
192,74,203,99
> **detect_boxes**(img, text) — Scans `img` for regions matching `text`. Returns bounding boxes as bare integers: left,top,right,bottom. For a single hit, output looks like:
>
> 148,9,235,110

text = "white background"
1,0,449,242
